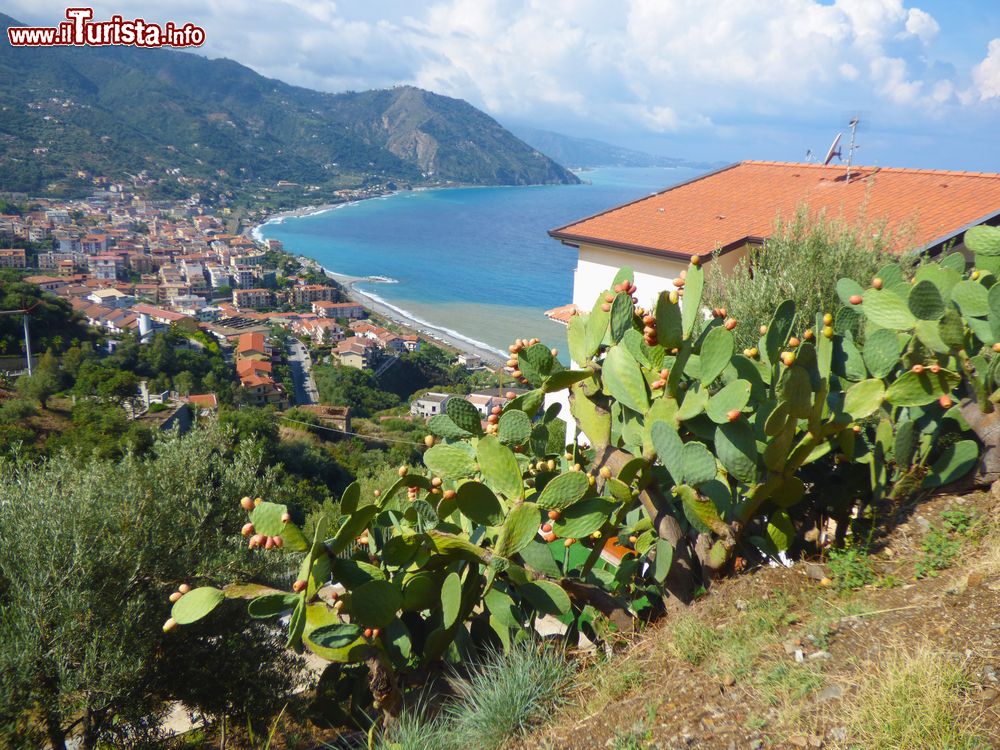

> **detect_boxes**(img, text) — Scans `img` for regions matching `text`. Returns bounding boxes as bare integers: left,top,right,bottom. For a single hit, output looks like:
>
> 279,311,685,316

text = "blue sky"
7,1,1000,170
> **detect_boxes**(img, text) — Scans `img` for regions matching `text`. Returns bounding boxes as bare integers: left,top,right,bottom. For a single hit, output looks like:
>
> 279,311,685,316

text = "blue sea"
257,166,704,356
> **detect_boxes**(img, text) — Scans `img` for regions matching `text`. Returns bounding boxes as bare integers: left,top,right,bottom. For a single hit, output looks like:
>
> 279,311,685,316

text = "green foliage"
827,546,875,590
172,241,998,726
0,427,311,748
704,209,904,350
314,364,400,417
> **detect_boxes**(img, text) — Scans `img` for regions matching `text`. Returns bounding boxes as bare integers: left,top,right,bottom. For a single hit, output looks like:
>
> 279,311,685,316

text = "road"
286,337,320,405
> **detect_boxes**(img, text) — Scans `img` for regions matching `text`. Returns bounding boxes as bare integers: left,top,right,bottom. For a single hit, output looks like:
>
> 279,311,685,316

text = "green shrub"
705,209,904,350
0,427,310,749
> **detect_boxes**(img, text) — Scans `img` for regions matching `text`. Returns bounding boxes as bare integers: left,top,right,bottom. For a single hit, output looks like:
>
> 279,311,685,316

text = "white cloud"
973,39,1000,101
1,0,976,134
904,7,939,44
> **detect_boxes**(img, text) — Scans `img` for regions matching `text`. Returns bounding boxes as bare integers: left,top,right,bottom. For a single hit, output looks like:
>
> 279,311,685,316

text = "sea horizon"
257,166,706,356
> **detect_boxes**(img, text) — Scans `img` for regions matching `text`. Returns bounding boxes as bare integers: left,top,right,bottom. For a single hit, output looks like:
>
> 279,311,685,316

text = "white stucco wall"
550,241,749,446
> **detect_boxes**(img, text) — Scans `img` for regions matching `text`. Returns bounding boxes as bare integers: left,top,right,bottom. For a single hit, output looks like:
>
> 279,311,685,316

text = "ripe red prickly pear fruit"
364,628,373,639
672,277,685,288
273,535,284,549
849,294,863,305
601,303,611,312
265,536,275,550
178,583,191,594
163,618,177,633
788,336,800,348
542,532,557,542
240,496,254,511
505,391,516,399
912,364,925,374
373,489,382,498
938,394,953,409
292,579,307,593
169,591,183,603
628,535,638,544
872,277,883,290
548,509,561,520
781,352,796,367
371,628,380,639
431,477,443,487
443,489,457,501
803,329,814,341
691,254,701,265
724,318,737,330
727,409,741,422
281,512,291,524
564,538,575,547
643,315,655,325
541,523,553,533
759,325,768,335
241,522,255,537
929,363,941,374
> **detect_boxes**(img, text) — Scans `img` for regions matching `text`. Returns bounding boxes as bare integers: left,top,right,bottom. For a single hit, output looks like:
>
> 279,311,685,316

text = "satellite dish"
823,133,842,166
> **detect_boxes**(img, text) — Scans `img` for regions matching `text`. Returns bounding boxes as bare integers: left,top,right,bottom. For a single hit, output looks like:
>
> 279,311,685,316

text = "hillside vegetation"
0,13,579,197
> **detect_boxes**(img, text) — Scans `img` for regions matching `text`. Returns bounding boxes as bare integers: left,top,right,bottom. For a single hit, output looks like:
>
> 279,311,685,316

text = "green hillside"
0,13,579,197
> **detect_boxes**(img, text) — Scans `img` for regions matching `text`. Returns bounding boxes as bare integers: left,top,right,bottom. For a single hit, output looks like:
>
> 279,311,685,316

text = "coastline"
294,256,508,367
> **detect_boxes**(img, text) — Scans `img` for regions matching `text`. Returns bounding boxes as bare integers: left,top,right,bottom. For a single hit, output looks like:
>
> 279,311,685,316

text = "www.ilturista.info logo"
7,7,205,48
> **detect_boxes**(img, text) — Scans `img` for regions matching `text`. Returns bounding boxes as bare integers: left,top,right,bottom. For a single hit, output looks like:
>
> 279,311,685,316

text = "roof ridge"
549,162,743,234
741,160,1000,179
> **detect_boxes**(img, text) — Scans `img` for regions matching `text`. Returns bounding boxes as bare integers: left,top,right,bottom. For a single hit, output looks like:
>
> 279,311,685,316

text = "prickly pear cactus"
166,239,993,725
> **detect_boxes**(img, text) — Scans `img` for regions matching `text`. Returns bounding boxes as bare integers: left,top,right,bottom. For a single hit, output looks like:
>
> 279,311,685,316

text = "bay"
258,166,705,357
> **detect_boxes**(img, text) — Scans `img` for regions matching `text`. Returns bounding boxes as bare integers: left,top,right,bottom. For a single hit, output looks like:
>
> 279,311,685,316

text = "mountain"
510,125,724,170
0,14,578,196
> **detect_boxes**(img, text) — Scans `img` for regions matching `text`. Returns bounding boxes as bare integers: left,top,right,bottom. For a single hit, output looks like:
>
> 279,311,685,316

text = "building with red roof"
549,160,1000,315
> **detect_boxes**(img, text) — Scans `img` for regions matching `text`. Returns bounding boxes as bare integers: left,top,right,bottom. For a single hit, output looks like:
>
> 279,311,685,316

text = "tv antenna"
844,117,860,181
0,303,39,375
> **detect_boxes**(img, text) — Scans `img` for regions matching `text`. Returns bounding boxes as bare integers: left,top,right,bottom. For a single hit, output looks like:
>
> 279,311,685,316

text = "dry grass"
836,644,990,750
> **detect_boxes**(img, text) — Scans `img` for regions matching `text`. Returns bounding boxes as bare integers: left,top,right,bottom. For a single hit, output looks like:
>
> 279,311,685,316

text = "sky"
7,1,1000,170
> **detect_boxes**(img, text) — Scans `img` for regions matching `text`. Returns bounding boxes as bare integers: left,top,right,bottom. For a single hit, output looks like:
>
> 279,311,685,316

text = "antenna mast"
845,118,860,181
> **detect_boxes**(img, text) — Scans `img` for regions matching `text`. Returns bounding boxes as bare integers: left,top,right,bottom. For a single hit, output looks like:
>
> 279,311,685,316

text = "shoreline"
294,256,507,367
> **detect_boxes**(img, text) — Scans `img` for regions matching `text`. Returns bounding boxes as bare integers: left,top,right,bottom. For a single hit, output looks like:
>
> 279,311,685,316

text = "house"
291,284,337,306
410,392,454,419
0,248,27,268
466,392,510,418
235,332,271,361
239,372,288,409
456,353,482,369
88,253,122,281
186,393,219,414
236,358,273,379
232,288,272,309
295,318,344,346
332,336,379,369
24,275,66,293
86,288,134,308
549,161,1000,315
313,301,365,320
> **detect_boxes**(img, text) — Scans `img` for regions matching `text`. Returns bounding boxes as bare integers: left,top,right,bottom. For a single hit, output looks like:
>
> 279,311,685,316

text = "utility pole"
23,313,32,375
1,306,35,375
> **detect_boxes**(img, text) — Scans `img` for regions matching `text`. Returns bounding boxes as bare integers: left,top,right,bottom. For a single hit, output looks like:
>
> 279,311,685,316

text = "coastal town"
0,182,505,427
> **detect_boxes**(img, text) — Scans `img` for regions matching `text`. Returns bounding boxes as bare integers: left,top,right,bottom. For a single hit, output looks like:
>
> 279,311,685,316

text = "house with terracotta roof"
549,161,1000,316
236,332,271,362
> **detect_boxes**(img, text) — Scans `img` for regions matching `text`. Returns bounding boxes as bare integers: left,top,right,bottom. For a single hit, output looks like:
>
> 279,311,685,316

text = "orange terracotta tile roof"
187,393,218,408
237,332,267,354
544,303,580,326
550,161,1000,259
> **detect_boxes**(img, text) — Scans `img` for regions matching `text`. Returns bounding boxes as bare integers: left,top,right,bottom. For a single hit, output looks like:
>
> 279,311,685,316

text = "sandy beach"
294,257,508,367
